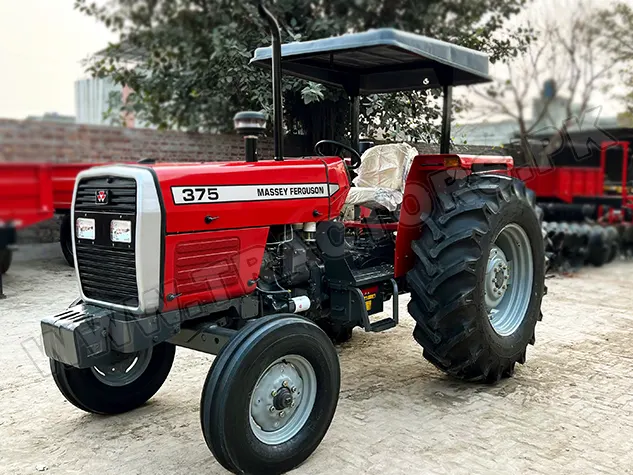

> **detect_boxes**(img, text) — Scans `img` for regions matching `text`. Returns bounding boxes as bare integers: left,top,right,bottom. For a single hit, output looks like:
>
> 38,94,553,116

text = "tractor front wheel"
200,314,340,475
0,248,12,275
406,174,545,383
50,342,175,414
59,214,75,267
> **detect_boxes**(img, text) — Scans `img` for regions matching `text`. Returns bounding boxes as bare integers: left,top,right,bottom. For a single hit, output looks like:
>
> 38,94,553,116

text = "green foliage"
597,2,633,117
76,0,532,143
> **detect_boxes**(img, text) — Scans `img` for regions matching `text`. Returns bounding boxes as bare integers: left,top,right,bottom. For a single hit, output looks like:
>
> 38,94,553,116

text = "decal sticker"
171,183,340,205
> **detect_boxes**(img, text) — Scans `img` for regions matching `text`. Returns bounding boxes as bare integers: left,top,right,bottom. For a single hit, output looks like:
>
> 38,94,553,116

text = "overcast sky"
0,0,115,119
0,0,628,121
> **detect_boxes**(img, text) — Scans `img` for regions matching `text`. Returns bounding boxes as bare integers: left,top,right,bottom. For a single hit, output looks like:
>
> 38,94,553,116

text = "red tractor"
40,3,546,474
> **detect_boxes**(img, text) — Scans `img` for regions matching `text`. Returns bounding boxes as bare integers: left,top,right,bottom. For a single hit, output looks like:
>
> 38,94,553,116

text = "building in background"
74,77,121,126
453,120,518,147
74,77,151,128
25,112,75,124
455,80,621,147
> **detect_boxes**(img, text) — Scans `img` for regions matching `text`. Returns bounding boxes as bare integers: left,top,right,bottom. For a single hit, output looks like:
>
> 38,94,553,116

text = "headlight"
110,220,132,244
76,218,95,240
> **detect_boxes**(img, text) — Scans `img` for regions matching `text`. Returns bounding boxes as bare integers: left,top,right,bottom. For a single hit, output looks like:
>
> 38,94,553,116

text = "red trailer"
0,162,98,291
514,141,633,269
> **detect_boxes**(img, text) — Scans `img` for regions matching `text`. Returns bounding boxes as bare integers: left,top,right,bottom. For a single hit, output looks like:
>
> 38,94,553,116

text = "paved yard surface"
2,244,633,475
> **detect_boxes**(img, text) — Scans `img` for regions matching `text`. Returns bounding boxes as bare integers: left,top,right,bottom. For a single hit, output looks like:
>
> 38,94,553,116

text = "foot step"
370,318,397,333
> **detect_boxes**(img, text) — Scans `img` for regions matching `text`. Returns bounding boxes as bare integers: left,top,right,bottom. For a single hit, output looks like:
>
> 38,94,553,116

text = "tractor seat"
344,143,418,212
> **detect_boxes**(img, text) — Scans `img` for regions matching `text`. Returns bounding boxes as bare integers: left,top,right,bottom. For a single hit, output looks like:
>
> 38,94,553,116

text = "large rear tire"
60,214,74,267
50,342,175,415
200,314,340,475
406,174,545,383
0,248,12,274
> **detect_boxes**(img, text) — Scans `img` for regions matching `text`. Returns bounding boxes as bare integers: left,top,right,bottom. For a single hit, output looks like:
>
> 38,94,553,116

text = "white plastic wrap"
344,187,403,212
343,143,418,211
352,143,418,192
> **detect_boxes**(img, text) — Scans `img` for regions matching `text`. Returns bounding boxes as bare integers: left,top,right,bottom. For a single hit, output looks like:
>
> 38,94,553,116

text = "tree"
473,1,617,163
596,2,633,118
76,0,532,145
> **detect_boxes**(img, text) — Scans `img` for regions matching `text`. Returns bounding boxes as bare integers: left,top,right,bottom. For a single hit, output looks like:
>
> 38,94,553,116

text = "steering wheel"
314,140,362,170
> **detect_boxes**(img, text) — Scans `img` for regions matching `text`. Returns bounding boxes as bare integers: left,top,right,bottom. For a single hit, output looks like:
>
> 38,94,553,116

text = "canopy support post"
350,95,360,152
440,84,453,154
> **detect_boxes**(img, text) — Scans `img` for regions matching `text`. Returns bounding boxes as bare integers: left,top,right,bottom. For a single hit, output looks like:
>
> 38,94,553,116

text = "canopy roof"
251,28,492,95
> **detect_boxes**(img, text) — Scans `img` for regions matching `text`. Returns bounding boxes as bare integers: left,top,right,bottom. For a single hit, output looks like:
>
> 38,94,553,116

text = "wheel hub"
90,347,153,387
249,355,317,445
485,224,534,337
485,246,511,308
273,387,294,410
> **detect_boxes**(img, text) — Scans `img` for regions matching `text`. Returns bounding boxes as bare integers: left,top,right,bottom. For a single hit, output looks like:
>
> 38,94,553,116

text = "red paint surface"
0,163,54,228
162,227,269,311
152,157,350,233
51,163,97,210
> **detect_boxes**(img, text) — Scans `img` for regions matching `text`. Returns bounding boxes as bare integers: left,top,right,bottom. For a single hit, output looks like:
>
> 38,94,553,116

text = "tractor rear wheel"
0,248,12,274
200,314,340,475
406,174,545,383
60,214,74,267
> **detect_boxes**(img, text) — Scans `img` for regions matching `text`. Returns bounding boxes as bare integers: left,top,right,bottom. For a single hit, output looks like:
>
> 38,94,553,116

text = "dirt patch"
2,244,633,474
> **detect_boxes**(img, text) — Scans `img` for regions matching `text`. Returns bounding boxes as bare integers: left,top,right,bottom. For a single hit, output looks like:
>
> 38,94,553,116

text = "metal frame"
600,141,632,211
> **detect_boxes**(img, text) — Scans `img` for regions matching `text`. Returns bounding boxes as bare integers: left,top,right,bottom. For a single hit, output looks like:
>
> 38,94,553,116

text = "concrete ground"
2,244,633,475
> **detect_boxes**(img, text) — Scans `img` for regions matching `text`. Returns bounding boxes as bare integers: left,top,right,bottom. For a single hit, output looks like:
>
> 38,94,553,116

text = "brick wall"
0,118,277,163
0,119,505,244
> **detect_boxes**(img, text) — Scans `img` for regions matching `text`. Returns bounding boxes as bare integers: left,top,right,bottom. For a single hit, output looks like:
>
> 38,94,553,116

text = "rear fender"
394,154,513,278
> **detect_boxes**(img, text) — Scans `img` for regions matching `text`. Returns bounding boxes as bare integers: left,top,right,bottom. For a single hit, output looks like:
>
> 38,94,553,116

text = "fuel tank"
151,157,350,233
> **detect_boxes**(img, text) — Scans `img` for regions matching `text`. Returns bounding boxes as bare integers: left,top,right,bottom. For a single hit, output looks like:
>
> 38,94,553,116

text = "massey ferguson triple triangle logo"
95,190,109,205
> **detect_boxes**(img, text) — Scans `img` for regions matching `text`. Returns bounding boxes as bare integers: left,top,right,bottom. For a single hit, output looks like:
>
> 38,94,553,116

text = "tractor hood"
149,158,350,234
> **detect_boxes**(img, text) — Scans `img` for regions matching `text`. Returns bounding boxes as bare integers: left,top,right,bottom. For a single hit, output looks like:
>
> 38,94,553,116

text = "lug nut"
291,401,296,408
282,381,289,388
291,386,297,393
269,406,275,412
280,411,285,418
271,390,277,397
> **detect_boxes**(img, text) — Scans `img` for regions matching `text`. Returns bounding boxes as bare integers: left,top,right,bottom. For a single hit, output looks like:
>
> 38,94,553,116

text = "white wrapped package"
343,187,403,212
352,143,418,192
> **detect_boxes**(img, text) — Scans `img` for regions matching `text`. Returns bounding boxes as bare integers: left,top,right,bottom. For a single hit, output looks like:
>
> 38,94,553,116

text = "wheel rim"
485,223,534,337
91,347,153,387
249,355,317,445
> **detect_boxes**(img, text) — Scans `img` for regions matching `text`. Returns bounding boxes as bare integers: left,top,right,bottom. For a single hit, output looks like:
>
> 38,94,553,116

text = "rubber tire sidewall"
475,190,544,359
50,342,176,415
0,248,12,275
201,315,340,475
60,214,74,267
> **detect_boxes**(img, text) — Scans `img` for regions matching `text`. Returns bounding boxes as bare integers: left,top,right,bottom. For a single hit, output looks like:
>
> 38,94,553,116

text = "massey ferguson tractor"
40,3,545,474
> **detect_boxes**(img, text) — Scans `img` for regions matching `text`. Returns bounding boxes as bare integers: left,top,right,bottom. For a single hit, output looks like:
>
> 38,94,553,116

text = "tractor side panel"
162,227,269,311
325,158,351,218
153,158,347,233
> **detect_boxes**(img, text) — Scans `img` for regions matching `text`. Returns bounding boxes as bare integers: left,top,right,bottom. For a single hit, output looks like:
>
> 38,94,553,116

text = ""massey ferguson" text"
257,185,325,197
